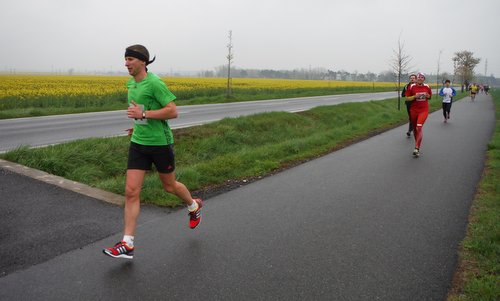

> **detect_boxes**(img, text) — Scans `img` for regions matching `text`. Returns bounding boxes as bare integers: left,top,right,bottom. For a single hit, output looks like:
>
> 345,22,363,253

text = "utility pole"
453,60,457,86
436,50,442,95
484,58,488,83
226,30,234,98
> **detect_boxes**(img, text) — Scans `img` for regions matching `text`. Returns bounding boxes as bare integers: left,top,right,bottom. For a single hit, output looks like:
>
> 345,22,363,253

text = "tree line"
199,66,497,85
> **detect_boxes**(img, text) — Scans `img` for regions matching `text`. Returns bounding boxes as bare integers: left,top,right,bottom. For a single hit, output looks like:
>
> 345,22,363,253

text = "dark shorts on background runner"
127,142,175,173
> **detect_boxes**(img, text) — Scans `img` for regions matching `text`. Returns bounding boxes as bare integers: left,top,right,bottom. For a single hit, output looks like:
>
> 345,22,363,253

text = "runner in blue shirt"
439,80,457,123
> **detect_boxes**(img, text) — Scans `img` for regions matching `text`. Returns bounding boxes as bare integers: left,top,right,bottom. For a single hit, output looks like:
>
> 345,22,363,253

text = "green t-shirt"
127,72,176,146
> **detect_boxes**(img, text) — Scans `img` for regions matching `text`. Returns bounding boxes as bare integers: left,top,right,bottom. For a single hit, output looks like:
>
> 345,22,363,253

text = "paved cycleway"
0,94,495,300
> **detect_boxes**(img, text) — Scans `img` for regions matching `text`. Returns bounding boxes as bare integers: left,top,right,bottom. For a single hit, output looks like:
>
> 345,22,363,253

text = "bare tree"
452,50,480,88
390,34,412,110
440,72,451,84
226,30,234,98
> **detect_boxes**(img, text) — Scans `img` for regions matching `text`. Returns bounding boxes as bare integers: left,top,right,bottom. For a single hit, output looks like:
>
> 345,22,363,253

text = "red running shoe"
103,241,134,259
189,198,203,229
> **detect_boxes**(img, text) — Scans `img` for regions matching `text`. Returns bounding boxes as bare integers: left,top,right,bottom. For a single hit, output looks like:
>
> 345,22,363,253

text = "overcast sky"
1,0,499,76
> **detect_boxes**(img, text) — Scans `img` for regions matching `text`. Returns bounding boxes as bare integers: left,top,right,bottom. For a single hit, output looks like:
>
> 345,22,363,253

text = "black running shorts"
127,142,175,173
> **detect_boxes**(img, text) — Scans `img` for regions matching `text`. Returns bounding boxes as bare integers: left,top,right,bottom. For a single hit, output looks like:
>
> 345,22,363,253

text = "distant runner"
469,83,478,101
439,79,456,123
405,72,432,157
103,45,203,259
401,74,417,137
484,84,490,95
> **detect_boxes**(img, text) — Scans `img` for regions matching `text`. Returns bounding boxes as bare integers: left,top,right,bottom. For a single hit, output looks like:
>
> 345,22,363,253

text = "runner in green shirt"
126,72,176,146
104,45,202,259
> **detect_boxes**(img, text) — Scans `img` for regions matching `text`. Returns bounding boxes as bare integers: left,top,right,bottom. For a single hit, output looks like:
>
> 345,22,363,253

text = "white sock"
187,200,198,212
123,235,134,248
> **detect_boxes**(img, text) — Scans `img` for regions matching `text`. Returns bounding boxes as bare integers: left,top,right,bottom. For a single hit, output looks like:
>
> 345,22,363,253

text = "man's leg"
406,102,413,134
124,169,146,236
158,172,194,205
414,110,429,149
159,172,203,229
410,108,418,146
103,168,145,258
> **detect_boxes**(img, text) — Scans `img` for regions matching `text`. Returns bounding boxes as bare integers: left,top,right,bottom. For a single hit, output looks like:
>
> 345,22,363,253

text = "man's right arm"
405,84,416,101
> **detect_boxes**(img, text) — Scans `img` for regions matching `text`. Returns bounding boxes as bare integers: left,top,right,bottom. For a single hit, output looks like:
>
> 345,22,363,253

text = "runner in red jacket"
405,72,432,157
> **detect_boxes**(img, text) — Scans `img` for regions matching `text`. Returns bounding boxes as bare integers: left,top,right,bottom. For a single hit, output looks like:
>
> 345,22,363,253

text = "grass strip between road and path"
447,89,500,301
1,92,466,207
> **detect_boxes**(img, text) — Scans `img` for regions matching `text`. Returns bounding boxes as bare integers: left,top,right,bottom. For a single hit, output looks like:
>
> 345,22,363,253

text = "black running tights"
442,102,452,118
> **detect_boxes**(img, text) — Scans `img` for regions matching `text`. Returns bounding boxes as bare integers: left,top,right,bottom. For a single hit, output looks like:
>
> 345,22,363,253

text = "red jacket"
406,83,432,110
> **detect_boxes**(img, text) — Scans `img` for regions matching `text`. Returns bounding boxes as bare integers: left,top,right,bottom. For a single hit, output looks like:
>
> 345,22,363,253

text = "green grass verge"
1,92,466,207
448,89,500,301
0,87,393,119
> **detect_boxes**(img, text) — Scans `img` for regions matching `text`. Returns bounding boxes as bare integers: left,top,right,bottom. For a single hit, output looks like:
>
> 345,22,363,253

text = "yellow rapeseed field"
0,75,126,99
0,74,394,100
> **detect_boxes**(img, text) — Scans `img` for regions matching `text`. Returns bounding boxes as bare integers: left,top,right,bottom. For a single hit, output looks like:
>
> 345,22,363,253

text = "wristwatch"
142,110,146,120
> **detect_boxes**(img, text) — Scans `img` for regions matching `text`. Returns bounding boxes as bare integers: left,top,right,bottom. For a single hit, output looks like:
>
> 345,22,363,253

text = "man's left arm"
150,79,178,120
127,100,178,120
145,101,178,120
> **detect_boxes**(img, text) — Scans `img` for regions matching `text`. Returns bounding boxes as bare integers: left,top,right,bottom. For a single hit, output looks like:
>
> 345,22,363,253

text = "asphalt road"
0,94,495,300
0,167,169,277
0,91,395,152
